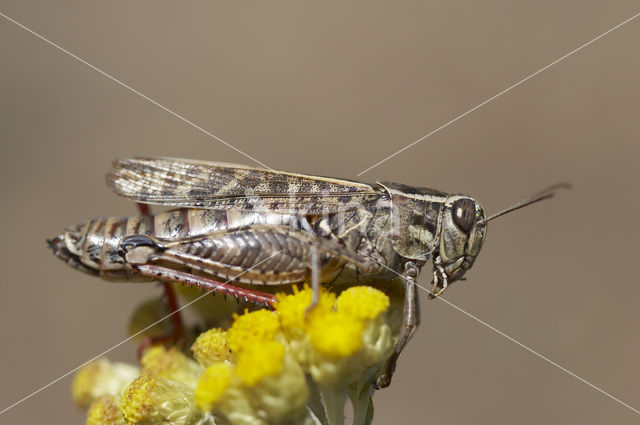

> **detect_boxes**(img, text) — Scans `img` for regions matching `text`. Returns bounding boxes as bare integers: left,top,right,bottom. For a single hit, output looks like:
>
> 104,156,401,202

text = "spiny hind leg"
132,261,277,357
119,235,276,306
138,229,332,312
120,224,382,301
132,264,276,307
119,226,382,313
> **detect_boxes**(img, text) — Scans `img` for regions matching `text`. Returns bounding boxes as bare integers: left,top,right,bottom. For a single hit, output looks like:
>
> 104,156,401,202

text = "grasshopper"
48,157,567,387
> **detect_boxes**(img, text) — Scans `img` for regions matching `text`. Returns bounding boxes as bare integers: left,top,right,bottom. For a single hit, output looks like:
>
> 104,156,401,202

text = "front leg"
376,261,420,389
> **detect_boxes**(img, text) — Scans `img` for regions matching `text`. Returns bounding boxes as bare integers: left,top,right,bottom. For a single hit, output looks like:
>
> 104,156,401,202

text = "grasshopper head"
436,196,487,287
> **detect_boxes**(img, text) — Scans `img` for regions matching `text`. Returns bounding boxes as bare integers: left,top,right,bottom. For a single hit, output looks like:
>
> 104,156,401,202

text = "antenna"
478,182,571,226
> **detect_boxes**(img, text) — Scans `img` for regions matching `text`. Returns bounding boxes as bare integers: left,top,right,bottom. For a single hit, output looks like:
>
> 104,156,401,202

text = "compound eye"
452,198,476,234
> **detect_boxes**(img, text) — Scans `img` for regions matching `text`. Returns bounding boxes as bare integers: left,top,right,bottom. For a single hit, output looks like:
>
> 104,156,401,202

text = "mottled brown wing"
106,157,382,214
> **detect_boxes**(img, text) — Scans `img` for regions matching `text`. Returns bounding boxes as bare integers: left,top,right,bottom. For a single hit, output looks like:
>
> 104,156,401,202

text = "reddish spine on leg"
134,264,277,307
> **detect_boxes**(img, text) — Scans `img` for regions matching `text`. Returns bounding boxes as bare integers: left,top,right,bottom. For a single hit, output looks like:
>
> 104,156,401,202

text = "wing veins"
107,157,381,213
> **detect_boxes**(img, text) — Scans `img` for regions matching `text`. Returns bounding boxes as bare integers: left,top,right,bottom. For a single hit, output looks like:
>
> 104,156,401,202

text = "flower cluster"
72,286,395,425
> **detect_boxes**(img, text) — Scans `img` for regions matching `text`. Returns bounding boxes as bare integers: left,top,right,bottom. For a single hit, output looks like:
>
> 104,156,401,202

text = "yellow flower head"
121,375,155,423
140,346,201,389
121,375,201,425
76,285,397,425
72,358,139,408
191,328,232,366
339,287,394,369
242,346,310,423
306,286,393,387
275,285,336,338
85,395,125,425
236,341,285,387
227,309,281,353
336,286,390,320
194,362,234,412
307,311,365,357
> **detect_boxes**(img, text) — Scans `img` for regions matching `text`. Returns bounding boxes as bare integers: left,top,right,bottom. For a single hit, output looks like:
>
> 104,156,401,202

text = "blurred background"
1,1,639,424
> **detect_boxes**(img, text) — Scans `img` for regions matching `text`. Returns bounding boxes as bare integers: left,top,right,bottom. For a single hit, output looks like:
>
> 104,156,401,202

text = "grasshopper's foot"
374,367,394,389
427,283,447,299
305,296,319,316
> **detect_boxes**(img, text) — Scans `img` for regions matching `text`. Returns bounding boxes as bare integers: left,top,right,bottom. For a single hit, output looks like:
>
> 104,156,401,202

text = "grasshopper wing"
106,157,382,214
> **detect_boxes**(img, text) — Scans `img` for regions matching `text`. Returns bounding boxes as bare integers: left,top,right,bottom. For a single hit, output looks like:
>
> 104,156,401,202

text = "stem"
318,385,346,425
347,380,375,425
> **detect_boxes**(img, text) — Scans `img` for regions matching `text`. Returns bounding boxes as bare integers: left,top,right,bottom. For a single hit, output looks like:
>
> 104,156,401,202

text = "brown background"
1,1,639,424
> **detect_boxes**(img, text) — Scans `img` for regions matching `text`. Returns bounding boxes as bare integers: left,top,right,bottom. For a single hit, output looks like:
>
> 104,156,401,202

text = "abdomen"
48,208,298,280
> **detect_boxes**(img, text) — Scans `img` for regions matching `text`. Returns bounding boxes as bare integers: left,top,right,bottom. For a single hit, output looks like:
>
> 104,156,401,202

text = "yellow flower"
307,311,364,357
75,285,399,425
195,362,263,425
196,339,309,424
227,309,281,353
86,395,126,425
140,346,201,389
191,328,232,366
194,362,234,412
241,345,309,424
337,286,394,367
274,285,335,338
121,375,202,425
72,358,139,408
336,286,390,320
305,286,393,387
235,341,285,387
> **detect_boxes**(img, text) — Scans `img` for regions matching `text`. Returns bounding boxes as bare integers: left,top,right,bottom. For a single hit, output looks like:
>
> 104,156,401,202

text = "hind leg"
133,264,276,307
129,228,382,312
